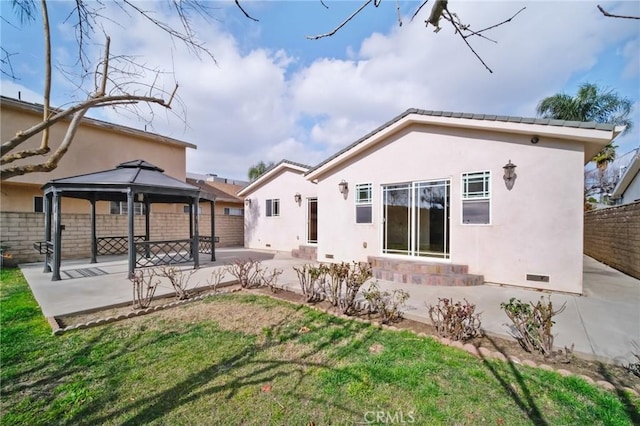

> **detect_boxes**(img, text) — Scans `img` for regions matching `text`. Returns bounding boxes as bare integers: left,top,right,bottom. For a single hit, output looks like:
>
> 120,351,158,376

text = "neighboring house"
240,108,622,294
610,151,640,205
186,176,246,247
0,96,198,263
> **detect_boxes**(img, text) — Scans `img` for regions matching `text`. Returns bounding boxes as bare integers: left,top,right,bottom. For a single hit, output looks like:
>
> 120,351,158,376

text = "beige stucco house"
240,109,622,294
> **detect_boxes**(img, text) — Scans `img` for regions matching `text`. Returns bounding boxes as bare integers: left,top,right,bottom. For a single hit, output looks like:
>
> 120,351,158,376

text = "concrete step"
291,245,317,261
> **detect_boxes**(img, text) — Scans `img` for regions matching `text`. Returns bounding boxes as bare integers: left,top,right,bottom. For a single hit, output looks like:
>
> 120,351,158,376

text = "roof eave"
237,161,309,196
306,113,618,181
611,154,640,198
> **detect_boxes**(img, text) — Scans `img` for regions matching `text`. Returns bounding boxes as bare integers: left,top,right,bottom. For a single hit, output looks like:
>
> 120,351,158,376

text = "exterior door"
382,180,450,259
307,198,318,244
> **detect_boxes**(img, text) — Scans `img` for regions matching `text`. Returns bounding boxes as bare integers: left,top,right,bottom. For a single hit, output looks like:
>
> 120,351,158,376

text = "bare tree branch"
306,0,373,40
2,108,88,180
411,0,431,22
597,5,640,20
442,7,493,73
40,0,52,153
234,0,258,22
320,0,329,9
463,6,526,38
0,48,18,79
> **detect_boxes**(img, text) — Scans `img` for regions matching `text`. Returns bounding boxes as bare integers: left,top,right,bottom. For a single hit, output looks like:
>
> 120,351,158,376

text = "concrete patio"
19,250,640,365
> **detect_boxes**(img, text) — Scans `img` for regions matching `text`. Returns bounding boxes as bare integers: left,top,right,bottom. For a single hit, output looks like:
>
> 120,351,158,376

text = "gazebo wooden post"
43,192,52,273
192,196,200,269
127,190,135,278
51,191,62,281
210,199,216,261
90,196,97,264
144,197,151,258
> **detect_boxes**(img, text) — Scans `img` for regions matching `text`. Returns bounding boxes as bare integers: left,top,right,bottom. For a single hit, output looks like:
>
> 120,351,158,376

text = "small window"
355,183,372,224
462,171,490,224
34,196,44,213
183,205,202,214
224,207,244,216
110,201,145,215
266,199,280,217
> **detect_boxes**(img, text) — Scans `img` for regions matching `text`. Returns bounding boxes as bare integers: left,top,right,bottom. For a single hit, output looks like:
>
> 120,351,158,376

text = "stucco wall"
243,168,317,252
1,106,188,186
313,124,586,293
0,211,243,265
584,202,640,279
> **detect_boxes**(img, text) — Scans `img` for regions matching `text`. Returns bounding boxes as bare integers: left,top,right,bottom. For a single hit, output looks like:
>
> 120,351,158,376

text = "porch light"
503,160,517,191
294,193,302,203
338,180,348,195
136,193,144,202
245,198,251,206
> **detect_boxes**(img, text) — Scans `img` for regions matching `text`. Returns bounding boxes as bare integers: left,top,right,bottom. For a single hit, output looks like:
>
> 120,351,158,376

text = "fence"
584,201,640,279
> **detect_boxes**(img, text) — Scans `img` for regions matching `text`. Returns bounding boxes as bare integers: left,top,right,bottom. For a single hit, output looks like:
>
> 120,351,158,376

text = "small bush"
625,342,640,378
427,298,482,341
339,261,372,316
501,296,571,359
321,262,350,307
226,258,262,288
293,264,326,302
159,266,197,300
260,267,283,293
362,281,410,324
207,268,226,292
131,268,160,309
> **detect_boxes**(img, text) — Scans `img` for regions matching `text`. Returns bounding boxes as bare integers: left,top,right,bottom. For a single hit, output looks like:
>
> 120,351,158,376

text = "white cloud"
3,1,638,180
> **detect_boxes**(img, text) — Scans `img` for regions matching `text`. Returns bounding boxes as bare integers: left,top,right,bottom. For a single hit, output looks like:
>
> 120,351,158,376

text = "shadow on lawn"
479,335,548,425
70,314,367,425
596,362,640,424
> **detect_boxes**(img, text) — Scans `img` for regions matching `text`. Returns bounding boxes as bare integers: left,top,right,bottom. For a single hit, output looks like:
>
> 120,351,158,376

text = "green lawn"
1,267,638,425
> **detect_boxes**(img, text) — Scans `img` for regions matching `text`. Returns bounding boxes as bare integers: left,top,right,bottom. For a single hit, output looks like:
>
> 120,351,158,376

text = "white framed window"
224,207,244,216
110,201,145,216
461,171,491,224
355,183,373,224
34,196,44,213
266,199,280,217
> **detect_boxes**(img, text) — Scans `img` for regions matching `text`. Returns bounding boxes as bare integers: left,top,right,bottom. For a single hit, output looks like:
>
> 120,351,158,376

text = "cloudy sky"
1,0,639,180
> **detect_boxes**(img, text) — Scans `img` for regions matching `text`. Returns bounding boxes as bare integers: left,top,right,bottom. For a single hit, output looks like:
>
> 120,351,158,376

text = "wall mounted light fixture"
294,193,302,204
503,160,517,191
244,198,251,206
338,180,348,195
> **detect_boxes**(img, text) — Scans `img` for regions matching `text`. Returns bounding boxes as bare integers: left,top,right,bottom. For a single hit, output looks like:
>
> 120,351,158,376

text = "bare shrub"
362,281,410,324
339,261,372,316
159,266,197,300
225,258,262,288
260,267,283,293
293,264,327,302
501,296,572,360
131,268,160,309
207,268,226,292
427,298,483,342
321,262,349,307
625,341,640,378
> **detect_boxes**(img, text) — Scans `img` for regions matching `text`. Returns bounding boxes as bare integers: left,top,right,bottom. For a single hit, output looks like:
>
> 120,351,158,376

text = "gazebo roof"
42,160,215,203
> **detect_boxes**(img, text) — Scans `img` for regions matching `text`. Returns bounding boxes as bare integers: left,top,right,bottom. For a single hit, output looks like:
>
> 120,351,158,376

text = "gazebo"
38,160,215,281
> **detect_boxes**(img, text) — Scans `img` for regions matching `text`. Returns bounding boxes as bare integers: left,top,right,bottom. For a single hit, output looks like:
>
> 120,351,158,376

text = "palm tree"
247,160,274,182
537,83,633,205
536,83,633,168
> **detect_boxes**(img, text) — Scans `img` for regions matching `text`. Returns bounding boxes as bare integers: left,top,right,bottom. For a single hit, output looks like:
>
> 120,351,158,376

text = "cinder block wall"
0,212,244,265
584,201,640,279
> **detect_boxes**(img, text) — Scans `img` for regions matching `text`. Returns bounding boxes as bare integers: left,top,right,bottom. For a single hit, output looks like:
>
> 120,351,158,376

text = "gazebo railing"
134,239,194,268
198,236,219,254
98,235,146,256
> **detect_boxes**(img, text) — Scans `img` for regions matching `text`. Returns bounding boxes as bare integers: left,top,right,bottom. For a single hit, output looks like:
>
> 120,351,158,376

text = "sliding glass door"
382,180,450,259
